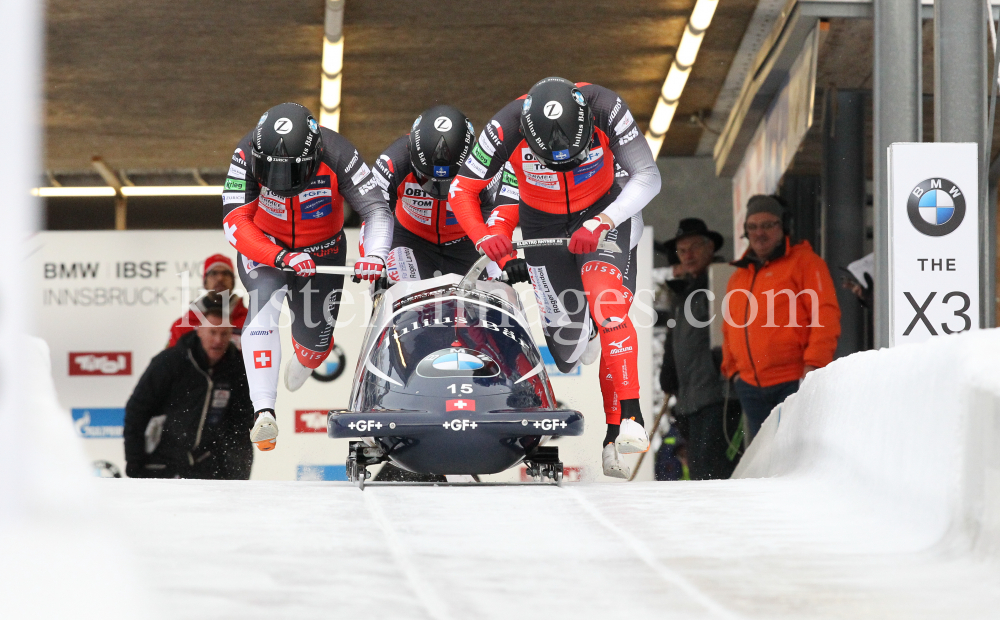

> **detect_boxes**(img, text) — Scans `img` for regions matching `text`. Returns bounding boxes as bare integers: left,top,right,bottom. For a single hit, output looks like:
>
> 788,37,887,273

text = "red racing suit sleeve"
451,98,525,243
221,132,285,266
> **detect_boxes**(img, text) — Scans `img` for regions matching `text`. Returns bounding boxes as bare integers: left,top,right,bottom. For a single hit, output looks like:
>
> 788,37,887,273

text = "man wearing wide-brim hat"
657,218,740,480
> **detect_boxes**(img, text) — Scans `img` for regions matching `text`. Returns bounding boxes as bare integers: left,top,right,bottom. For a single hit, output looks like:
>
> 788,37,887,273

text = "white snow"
8,331,1000,618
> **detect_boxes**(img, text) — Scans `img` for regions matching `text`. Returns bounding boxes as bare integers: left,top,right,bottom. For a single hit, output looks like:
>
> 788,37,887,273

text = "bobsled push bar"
459,237,621,289
284,237,620,282
328,408,585,439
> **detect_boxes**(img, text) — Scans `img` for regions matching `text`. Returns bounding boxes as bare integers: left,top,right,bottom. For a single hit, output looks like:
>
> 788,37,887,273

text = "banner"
887,143,979,346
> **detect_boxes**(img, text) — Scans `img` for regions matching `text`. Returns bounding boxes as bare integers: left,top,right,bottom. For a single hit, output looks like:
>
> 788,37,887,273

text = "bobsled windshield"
355,290,553,412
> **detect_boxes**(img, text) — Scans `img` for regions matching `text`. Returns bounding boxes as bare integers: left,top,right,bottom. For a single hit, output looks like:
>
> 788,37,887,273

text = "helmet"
249,103,324,197
408,105,474,199
519,77,594,172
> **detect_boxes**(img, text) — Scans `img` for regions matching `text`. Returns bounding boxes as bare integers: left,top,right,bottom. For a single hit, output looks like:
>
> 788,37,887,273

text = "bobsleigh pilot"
450,78,661,479
370,104,528,284
222,103,392,451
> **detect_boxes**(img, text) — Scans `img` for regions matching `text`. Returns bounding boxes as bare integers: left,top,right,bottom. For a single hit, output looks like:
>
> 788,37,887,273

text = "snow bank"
0,337,152,619
734,328,1000,560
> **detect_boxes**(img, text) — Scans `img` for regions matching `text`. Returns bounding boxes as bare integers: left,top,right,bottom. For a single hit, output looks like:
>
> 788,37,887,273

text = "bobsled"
327,238,617,487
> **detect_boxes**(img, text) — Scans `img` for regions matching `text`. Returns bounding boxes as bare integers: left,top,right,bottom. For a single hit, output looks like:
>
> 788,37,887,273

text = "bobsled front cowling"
331,277,582,475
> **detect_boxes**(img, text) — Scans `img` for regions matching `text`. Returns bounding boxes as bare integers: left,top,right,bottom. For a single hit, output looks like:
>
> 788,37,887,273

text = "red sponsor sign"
295,410,328,433
446,399,475,412
69,352,132,376
253,350,272,369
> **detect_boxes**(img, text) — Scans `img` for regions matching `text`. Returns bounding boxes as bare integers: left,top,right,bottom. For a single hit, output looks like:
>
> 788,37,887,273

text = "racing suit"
371,135,517,282
222,127,392,411
450,83,660,426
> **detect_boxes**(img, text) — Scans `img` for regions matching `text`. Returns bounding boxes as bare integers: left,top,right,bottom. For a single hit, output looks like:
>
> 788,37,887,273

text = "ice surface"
10,331,1000,618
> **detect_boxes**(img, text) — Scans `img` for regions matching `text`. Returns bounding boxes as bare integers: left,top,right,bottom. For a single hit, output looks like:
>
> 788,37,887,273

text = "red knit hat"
203,254,235,278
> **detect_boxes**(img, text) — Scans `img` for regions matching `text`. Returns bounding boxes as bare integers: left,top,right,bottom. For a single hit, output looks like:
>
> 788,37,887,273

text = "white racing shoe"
616,417,650,455
602,443,630,479
250,409,279,452
579,321,600,366
284,357,312,392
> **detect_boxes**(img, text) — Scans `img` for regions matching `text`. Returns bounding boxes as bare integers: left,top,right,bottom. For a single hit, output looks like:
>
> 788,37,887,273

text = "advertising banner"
29,229,653,481
887,142,979,346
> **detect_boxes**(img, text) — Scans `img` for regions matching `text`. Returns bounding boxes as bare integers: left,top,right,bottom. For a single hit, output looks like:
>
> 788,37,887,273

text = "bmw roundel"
907,178,966,237
416,348,499,378
572,89,586,106
522,96,532,115
412,115,422,131
307,116,319,134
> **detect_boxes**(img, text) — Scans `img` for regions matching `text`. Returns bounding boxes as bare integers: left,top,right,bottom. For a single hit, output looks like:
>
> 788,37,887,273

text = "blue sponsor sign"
308,174,331,189
433,165,450,178
552,149,570,161
300,197,332,219
572,157,604,184
72,408,125,439
539,346,580,376
296,464,348,481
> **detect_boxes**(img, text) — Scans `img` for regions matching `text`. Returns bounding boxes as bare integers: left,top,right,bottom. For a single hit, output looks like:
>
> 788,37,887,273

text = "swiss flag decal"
446,399,475,412
254,350,272,369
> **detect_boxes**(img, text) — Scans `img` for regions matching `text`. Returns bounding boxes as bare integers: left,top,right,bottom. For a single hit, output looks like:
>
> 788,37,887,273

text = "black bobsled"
329,238,617,487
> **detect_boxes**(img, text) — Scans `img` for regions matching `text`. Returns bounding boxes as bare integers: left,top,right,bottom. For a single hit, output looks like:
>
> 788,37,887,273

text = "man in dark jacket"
659,218,739,480
125,302,253,479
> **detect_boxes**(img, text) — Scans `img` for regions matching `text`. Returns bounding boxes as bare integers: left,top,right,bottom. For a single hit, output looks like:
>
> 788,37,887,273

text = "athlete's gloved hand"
476,234,514,262
278,251,316,277
569,216,613,254
353,256,385,282
501,258,530,284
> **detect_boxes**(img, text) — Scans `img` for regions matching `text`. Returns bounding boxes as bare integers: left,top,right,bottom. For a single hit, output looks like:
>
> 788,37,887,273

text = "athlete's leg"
237,255,289,412
519,204,591,373
285,234,347,370
386,222,435,281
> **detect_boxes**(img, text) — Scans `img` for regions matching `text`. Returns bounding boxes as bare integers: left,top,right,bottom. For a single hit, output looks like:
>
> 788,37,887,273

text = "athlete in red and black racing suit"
450,78,661,477
370,105,521,282
222,103,392,451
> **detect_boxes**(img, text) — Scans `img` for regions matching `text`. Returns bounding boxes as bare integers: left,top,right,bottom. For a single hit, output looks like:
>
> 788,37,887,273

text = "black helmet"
249,103,324,198
520,77,594,172
408,104,474,199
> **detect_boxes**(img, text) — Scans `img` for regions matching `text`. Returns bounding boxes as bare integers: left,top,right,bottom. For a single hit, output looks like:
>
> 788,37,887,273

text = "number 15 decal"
447,383,473,394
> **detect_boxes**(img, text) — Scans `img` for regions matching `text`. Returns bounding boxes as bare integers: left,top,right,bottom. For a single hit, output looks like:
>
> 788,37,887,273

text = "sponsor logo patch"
224,178,246,191
614,110,634,136
618,126,639,146
253,350,273,369
222,192,246,205
478,132,496,157
350,163,371,186
464,156,488,178
69,352,132,376
524,171,560,190
228,163,246,179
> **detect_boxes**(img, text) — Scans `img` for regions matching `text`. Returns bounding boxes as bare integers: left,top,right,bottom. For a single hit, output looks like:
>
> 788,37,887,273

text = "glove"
353,256,385,282
568,217,613,254
501,258,530,284
277,251,316,277
476,234,514,262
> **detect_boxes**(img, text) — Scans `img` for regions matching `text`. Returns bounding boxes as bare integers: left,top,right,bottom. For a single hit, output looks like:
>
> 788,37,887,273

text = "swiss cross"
224,221,238,246
453,400,469,409
254,350,272,369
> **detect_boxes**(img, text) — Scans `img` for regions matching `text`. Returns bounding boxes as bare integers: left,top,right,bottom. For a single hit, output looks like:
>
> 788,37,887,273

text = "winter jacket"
721,239,840,387
659,271,725,415
167,293,248,348
124,330,253,479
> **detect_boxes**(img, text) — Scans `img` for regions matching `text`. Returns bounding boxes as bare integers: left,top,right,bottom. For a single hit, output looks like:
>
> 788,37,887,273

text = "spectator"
168,254,248,349
125,299,253,479
658,218,740,480
721,195,840,440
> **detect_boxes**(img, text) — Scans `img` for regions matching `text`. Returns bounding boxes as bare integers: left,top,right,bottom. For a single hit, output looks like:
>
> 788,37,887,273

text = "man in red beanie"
167,254,248,349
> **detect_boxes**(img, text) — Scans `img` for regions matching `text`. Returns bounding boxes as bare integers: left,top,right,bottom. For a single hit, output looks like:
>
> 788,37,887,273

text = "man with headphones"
720,195,841,441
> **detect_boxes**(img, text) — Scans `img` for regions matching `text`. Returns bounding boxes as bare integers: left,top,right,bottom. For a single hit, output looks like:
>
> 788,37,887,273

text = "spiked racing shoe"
250,409,279,451
284,357,312,392
602,443,630,479
616,417,649,455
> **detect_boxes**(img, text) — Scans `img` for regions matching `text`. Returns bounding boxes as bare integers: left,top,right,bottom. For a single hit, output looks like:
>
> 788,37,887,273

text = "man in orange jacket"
721,195,840,440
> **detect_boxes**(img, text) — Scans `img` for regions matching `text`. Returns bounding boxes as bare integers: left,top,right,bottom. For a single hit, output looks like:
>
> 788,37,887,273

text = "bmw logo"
522,96,532,115
466,119,475,137
257,111,268,126
307,116,319,134
412,115,422,131
907,178,966,237
572,89,586,106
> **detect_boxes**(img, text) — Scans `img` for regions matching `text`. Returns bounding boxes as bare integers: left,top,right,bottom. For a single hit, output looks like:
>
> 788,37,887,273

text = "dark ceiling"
44,0,759,175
